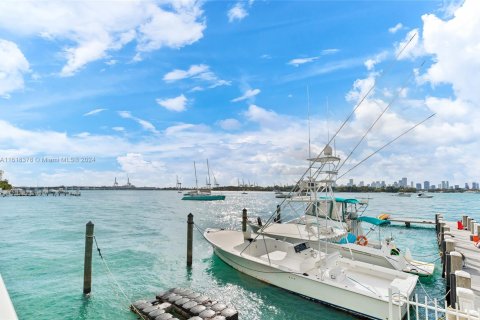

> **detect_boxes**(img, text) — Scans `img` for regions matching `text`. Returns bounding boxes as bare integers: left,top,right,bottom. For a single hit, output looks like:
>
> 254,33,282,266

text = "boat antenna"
336,59,426,174
327,96,330,144
337,113,436,180
307,86,312,179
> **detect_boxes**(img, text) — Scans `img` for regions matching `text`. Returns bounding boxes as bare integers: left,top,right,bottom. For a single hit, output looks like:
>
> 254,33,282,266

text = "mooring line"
93,236,148,320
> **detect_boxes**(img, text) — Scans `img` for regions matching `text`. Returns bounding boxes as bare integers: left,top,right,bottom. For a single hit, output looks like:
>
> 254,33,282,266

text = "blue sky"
0,0,479,187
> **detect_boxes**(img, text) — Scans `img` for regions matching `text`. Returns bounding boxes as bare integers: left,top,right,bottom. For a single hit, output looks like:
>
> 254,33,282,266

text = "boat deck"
445,221,480,307
0,275,18,320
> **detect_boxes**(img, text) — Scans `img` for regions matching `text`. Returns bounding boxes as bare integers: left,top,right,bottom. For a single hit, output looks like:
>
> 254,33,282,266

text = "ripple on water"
1,190,479,319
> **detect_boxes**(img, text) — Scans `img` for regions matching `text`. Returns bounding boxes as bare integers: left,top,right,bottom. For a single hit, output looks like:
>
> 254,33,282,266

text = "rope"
417,279,433,301
93,236,148,320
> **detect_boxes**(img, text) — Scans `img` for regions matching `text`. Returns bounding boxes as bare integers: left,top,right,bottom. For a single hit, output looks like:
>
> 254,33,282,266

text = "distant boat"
396,192,411,197
182,160,226,201
275,192,292,198
417,192,433,198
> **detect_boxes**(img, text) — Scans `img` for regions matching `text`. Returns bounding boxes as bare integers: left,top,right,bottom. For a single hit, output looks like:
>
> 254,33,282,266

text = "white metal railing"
388,288,480,320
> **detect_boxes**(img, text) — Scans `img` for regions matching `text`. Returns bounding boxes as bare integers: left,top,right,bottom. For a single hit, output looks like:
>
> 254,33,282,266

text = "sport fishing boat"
204,145,419,319
182,161,225,201
248,147,434,277
417,192,433,198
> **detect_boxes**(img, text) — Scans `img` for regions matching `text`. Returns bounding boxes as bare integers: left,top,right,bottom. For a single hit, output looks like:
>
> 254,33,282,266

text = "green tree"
0,179,13,190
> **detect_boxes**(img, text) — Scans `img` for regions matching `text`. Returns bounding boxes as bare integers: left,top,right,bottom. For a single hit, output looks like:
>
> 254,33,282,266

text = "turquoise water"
1,191,479,320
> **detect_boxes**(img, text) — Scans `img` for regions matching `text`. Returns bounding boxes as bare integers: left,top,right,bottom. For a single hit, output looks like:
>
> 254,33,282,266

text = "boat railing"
388,289,480,320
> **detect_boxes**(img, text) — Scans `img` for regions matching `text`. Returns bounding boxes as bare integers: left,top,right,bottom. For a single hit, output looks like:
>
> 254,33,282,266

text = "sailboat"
204,145,418,319
182,160,226,201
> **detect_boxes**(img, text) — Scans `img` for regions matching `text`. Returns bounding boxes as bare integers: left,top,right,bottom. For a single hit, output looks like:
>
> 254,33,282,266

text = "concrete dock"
444,220,480,306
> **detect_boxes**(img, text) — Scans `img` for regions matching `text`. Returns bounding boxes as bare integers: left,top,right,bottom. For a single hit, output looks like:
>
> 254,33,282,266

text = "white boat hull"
206,230,415,320
249,223,434,277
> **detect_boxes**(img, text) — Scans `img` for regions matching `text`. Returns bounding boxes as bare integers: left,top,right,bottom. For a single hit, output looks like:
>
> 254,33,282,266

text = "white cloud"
117,153,165,174
0,1,205,76
83,108,106,116
118,111,158,133
156,94,188,112
218,118,242,130
112,127,125,132
288,56,318,67
163,64,209,81
163,64,230,88
364,51,388,71
228,3,248,22
321,49,340,55
421,0,480,104
231,88,261,102
389,23,404,34
0,39,30,97
395,29,424,60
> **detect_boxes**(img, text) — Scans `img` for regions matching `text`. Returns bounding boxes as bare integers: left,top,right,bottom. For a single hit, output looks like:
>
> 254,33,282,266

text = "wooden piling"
449,273,456,307
477,224,480,237
470,220,476,234
187,213,193,267
450,251,463,274
467,217,472,231
455,270,471,289
462,215,468,229
83,221,94,295
405,221,411,228
435,213,441,234
242,208,247,232
274,205,281,223
445,253,451,300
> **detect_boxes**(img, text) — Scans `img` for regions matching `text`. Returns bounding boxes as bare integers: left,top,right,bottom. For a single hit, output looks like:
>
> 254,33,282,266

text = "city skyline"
345,177,480,190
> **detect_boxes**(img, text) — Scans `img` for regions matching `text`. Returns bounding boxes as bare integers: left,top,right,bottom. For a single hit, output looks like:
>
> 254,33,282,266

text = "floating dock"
0,274,18,320
386,217,435,227
131,287,238,320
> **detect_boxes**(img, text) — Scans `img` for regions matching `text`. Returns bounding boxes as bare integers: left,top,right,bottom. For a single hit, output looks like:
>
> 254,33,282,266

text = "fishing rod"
336,113,436,180
287,33,419,194
251,33,420,252
336,59,426,174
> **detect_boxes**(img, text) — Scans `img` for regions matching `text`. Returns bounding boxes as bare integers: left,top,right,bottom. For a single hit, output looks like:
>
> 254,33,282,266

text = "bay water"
1,191,479,319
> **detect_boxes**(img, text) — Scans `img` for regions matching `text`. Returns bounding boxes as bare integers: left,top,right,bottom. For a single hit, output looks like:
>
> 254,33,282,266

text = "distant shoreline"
6,186,477,193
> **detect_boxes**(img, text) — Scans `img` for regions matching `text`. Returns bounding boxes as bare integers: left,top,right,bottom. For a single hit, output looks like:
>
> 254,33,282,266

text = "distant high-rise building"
441,181,446,189
416,183,422,190
0,170,3,181
465,183,470,189
431,185,436,190
446,181,450,189
424,181,430,190
401,177,407,187
348,179,354,187
381,181,386,187
410,181,414,188
472,182,479,190
359,181,364,187
455,185,460,190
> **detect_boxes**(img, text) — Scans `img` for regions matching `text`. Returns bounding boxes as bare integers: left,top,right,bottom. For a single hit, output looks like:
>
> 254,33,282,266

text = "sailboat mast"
194,161,198,190
206,159,211,189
